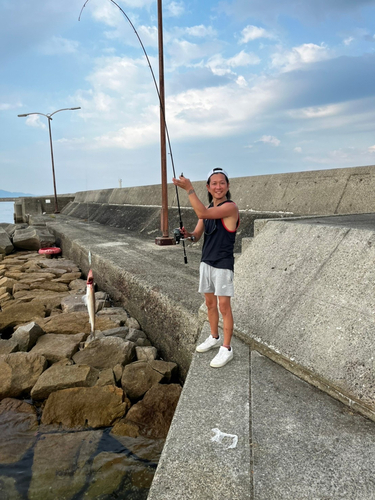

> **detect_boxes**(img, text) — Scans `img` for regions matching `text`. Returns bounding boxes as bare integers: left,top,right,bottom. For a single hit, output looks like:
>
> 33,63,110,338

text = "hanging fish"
84,251,96,340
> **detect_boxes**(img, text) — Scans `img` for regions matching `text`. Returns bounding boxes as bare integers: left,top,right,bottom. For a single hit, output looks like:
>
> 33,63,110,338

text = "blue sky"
1,0,375,195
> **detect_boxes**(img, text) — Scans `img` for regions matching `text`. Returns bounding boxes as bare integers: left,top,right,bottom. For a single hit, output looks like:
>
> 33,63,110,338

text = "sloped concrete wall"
231,219,375,421
72,164,375,215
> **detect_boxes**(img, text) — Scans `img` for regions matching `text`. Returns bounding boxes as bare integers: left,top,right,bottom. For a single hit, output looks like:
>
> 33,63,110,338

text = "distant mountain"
0,190,33,198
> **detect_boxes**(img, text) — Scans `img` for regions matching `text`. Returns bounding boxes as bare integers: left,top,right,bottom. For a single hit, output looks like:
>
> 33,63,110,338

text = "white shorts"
198,262,234,297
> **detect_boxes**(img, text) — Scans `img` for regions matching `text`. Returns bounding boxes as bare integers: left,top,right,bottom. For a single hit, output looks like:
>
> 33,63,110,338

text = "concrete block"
232,220,375,420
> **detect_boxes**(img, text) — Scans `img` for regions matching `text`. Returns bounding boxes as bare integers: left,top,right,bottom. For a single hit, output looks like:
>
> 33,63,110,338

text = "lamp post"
18,107,81,213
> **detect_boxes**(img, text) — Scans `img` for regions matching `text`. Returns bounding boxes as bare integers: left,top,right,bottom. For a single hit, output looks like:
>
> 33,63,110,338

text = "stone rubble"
0,249,182,499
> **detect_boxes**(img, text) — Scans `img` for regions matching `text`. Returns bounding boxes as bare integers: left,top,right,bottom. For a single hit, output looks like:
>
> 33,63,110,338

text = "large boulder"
41,386,126,428
0,300,46,333
12,227,55,251
73,337,135,369
38,311,119,335
12,321,44,352
29,430,103,500
115,383,182,439
30,333,86,364
0,352,47,399
0,398,38,464
0,339,18,355
121,360,178,400
31,362,99,400
0,228,14,256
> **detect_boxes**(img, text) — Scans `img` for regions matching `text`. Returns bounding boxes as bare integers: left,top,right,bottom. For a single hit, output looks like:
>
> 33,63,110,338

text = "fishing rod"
79,0,188,264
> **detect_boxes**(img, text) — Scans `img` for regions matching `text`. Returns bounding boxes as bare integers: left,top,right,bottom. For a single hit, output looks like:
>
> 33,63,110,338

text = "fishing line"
79,0,188,264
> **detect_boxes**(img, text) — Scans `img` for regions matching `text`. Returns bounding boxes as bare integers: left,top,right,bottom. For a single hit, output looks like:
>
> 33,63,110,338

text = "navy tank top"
201,200,239,271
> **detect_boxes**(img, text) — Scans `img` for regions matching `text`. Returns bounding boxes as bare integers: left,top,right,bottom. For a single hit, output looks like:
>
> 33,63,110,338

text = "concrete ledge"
148,321,251,500
232,219,375,421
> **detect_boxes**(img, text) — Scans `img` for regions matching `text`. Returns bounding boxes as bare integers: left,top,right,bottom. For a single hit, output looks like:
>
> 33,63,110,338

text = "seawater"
0,202,14,224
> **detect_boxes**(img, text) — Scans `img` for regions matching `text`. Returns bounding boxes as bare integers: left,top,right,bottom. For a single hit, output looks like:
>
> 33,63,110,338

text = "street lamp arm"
49,107,81,118
18,112,50,119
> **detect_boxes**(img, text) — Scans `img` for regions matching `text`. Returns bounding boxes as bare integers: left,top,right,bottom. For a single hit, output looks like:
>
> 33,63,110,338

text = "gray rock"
97,307,129,326
0,475,23,500
30,333,86,364
61,294,87,313
73,337,135,369
0,352,47,399
31,363,99,400
136,346,158,362
0,339,19,355
0,398,38,464
12,321,44,352
95,368,115,387
102,326,129,339
13,227,55,251
68,278,87,292
41,385,126,428
29,430,103,500
126,317,141,330
0,228,14,256
125,328,147,343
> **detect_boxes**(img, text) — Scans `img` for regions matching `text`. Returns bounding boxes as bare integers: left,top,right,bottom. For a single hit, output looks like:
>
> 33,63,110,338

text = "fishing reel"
173,228,195,244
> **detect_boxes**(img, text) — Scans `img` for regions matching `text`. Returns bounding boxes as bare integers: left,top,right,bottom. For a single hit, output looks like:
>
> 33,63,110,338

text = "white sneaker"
210,346,233,368
196,335,221,353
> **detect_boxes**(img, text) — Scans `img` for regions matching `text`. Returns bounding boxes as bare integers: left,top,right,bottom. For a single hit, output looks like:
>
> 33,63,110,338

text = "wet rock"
136,346,158,362
121,360,178,400
41,385,126,428
0,228,14,256
29,430,103,500
73,337,135,370
12,321,44,352
83,451,134,500
119,383,182,439
31,363,99,400
0,398,38,464
0,352,47,399
30,333,86,364
38,311,119,335
0,476,23,499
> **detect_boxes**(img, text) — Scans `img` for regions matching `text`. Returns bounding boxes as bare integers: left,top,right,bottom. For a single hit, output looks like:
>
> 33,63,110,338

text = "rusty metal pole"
155,0,174,245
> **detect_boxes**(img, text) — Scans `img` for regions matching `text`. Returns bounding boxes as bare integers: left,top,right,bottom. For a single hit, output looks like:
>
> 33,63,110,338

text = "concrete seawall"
35,164,375,498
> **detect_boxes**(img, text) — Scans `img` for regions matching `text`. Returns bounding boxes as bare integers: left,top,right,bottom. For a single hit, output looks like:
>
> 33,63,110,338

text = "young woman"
172,168,239,368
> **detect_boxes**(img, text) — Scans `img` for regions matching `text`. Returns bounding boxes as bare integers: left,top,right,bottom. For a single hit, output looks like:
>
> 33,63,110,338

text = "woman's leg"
205,293,219,337
218,295,233,347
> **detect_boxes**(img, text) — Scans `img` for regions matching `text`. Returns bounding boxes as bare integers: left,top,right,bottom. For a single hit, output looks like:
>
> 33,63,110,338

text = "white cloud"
165,1,185,17
240,25,275,44
259,135,280,146
369,145,375,153
271,43,331,72
25,115,46,129
1,102,22,111
289,104,342,119
294,146,302,153
207,51,260,76
184,25,217,38
343,36,354,46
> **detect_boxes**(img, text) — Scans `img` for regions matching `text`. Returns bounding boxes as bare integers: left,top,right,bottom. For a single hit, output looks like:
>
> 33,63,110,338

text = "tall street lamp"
18,107,81,213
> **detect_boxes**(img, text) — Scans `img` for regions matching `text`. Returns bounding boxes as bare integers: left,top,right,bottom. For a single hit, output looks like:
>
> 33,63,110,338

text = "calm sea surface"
0,202,14,224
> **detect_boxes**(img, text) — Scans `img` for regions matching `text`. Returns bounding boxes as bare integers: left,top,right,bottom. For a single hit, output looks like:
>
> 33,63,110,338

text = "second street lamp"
18,107,81,213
